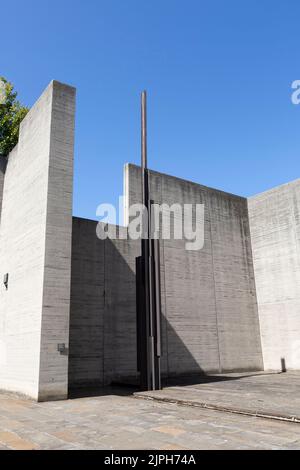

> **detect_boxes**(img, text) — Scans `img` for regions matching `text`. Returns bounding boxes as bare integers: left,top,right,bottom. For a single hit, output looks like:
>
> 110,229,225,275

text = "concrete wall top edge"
125,163,246,201
5,81,76,162
73,215,98,224
51,79,76,93
248,177,300,201
73,216,128,238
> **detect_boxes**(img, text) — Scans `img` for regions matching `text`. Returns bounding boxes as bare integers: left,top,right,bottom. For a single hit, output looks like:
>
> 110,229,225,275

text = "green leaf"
0,76,29,157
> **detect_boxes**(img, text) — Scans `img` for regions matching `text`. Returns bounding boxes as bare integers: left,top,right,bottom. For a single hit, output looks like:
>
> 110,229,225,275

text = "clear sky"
2,0,300,220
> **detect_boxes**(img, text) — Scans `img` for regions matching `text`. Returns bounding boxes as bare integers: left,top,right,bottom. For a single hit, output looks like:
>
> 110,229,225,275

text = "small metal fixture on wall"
136,91,162,391
57,343,68,355
3,273,9,290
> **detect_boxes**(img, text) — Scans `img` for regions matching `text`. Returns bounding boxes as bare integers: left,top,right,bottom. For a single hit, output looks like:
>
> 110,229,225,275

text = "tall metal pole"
141,91,147,191
137,91,162,391
141,91,151,389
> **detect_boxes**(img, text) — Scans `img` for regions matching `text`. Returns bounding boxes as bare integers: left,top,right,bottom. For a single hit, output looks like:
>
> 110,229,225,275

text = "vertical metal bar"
138,90,162,391
154,238,162,358
148,198,156,389
141,91,147,211
141,91,152,390
141,92,147,173
142,90,156,390
136,256,142,373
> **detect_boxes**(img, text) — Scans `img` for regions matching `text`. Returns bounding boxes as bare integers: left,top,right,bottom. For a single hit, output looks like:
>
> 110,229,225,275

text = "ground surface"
0,372,300,450
137,371,300,422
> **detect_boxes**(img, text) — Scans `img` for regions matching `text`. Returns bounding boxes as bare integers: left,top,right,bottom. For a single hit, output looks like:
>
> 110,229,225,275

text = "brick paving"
0,374,300,450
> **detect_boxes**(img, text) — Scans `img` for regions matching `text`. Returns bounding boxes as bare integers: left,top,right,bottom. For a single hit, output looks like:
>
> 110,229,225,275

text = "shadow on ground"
163,371,284,387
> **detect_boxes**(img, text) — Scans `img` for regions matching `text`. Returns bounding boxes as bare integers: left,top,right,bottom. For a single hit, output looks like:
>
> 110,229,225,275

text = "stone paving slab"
135,371,300,422
0,378,299,449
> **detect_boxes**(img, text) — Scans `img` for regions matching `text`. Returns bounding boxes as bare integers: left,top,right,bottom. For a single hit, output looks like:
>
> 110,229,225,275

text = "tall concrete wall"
0,81,75,400
69,218,140,388
248,180,300,371
125,164,263,375
69,165,263,388
69,217,105,388
4,79,300,397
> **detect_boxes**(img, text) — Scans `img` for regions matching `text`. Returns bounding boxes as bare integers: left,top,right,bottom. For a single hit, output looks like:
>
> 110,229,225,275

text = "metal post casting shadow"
136,91,162,391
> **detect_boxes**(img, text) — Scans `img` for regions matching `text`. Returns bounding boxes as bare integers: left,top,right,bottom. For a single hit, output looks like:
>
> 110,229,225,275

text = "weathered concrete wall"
248,180,300,371
38,82,75,400
69,217,105,388
0,81,75,400
69,218,140,388
69,165,263,387
125,164,263,375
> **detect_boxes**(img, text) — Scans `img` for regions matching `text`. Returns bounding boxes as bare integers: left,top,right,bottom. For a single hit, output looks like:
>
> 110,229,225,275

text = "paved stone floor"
136,371,300,422
0,378,300,450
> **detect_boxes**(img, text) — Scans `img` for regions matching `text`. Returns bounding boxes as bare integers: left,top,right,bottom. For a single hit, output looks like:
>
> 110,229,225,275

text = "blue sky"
2,0,300,220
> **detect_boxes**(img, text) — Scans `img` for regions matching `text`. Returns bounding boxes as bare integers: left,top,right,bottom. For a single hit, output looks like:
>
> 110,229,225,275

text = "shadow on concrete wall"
68,223,209,397
68,221,266,399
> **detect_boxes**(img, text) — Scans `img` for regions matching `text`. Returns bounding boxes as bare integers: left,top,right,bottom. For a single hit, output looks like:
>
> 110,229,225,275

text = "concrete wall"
69,218,140,388
69,217,105,388
0,81,75,400
5,78,299,396
125,164,263,375
248,180,300,371
69,165,263,388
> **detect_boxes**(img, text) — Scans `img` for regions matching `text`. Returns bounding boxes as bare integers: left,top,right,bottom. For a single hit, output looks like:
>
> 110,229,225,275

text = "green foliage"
0,77,29,157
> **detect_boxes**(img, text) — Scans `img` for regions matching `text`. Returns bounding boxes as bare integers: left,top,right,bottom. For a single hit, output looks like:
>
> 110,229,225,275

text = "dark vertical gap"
102,237,106,386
